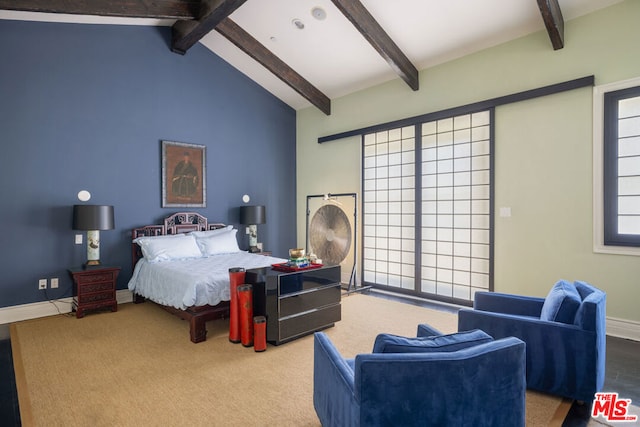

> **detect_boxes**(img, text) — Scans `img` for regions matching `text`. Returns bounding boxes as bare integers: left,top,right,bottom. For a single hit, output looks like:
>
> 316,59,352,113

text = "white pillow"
190,225,233,238
195,229,240,256
134,234,203,262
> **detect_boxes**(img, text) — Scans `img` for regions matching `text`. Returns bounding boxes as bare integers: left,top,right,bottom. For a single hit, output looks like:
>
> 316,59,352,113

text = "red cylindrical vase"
253,316,267,352
238,284,253,347
228,267,245,344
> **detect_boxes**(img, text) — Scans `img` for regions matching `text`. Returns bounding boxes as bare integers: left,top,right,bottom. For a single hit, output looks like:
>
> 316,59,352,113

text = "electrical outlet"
75,234,83,244
51,278,59,289
38,279,47,290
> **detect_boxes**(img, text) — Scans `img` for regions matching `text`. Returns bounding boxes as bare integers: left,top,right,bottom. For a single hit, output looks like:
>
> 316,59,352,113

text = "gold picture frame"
161,140,206,208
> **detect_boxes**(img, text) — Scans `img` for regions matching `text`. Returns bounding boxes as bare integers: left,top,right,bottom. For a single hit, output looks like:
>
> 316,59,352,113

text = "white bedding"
128,252,286,310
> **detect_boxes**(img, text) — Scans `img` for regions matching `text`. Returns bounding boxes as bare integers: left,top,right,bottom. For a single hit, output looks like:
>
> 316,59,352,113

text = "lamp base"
84,260,101,269
86,230,101,268
248,246,260,253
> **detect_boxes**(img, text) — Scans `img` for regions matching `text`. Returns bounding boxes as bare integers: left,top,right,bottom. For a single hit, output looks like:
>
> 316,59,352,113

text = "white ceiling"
0,0,624,111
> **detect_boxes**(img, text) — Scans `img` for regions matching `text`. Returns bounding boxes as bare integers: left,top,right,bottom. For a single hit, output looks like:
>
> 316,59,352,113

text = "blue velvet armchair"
458,280,606,402
313,330,526,427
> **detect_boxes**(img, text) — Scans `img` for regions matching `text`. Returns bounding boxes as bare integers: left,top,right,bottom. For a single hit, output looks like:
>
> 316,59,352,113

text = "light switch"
75,234,83,244
499,207,512,217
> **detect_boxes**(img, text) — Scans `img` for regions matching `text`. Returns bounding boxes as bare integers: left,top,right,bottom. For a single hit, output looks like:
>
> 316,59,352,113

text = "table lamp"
239,205,265,253
73,205,115,267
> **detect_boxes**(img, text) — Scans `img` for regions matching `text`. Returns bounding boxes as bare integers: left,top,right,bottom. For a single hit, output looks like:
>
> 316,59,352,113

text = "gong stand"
306,193,368,293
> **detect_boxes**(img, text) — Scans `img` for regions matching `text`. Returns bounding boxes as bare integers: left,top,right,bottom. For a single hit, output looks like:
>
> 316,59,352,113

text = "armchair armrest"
459,308,585,337
474,291,545,317
313,333,359,427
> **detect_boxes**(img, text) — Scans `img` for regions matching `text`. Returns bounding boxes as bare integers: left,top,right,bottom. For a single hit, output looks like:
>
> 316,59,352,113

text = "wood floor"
1,293,638,426
0,340,20,425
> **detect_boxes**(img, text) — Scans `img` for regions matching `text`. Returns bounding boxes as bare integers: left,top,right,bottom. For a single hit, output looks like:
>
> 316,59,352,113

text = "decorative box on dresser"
246,265,341,345
68,266,120,318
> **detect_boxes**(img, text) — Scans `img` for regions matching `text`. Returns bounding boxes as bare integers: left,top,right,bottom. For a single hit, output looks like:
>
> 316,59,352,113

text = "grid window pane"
605,89,640,243
421,110,492,301
364,110,493,303
363,128,416,288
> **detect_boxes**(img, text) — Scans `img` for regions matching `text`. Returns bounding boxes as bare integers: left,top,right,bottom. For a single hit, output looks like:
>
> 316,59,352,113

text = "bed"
128,212,285,343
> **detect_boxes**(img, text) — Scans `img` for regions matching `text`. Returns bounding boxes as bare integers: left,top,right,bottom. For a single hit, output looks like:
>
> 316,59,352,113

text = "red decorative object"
253,316,267,352
228,267,245,344
238,284,254,347
271,262,324,272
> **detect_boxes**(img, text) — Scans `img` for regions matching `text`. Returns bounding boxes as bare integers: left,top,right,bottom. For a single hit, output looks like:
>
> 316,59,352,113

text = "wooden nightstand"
68,266,120,318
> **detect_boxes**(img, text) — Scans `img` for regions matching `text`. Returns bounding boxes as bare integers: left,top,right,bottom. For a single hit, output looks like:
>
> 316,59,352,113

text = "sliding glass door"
362,126,416,290
362,109,493,305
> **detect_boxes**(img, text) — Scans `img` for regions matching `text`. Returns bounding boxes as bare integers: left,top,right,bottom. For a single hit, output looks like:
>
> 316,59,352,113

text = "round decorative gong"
309,204,352,265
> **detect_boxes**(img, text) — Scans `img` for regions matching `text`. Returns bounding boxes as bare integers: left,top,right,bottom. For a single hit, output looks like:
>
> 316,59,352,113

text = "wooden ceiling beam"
331,0,419,91
171,0,247,55
0,0,199,20
537,0,564,50
215,18,331,115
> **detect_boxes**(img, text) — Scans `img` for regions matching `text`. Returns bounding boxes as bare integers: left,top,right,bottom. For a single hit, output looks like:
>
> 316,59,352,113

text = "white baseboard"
606,316,640,341
0,290,134,325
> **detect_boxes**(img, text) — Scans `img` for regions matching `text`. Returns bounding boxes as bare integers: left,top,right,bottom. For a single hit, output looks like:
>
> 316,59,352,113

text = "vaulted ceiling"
0,0,624,115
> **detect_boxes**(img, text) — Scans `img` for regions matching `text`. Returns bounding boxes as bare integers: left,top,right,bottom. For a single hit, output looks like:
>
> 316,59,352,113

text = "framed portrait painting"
162,140,206,208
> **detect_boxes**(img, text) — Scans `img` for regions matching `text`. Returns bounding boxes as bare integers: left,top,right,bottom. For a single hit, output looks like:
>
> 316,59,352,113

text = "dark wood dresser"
68,266,120,318
246,265,341,345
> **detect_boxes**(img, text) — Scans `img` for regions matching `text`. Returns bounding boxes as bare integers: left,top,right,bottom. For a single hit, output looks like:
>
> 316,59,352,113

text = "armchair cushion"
415,323,443,337
539,280,581,324
373,329,492,354
573,281,606,331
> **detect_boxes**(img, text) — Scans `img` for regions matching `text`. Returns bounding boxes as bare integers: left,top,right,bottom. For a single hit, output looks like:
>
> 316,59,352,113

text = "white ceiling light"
311,7,327,21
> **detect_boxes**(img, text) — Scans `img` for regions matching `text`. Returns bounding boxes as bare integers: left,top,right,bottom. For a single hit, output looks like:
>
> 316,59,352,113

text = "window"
604,86,640,246
421,111,493,301
362,109,493,304
362,126,416,290
595,79,640,253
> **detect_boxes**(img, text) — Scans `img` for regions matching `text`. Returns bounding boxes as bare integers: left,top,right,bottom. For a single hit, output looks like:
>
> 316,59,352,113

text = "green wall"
297,0,640,324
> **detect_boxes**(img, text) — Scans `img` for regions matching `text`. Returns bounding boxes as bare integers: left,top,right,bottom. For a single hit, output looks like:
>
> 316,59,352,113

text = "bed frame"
131,212,229,343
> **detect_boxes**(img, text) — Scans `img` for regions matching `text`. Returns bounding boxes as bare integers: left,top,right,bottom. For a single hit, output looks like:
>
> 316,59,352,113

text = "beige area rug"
11,293,570,426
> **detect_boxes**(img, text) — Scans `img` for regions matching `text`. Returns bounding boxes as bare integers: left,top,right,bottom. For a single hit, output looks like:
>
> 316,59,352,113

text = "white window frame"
593,76,640,256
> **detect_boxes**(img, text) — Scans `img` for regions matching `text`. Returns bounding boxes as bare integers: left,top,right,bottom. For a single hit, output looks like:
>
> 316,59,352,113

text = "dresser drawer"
277,303,341,343
279,285,340,317
77,281,115,295
77,291,115,304
75,271,117,285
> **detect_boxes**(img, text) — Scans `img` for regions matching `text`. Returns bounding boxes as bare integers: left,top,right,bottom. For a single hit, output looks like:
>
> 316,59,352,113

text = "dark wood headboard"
131,212,226,269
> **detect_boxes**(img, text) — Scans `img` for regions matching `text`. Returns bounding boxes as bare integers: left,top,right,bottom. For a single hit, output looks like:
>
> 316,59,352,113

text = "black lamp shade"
239,205,266,225
73,205,115,230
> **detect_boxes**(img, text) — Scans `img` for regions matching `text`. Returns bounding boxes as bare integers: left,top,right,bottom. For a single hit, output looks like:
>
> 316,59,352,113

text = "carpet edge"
550,397,574,426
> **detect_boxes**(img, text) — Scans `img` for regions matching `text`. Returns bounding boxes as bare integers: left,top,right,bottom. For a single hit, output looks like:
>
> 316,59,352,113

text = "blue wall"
0,20,296,308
